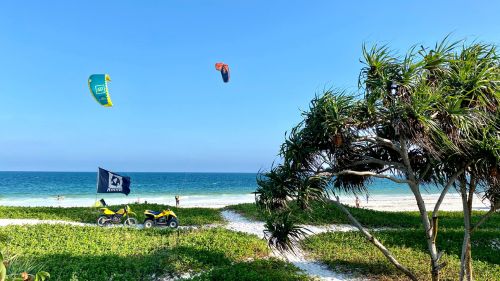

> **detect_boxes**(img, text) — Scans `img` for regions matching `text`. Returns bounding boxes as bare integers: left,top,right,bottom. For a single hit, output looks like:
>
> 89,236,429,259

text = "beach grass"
302,229,500,281
226,202,500,229
228,202,500,280
190,258,310,281
0,203,223,225
2,202,498,280
0,224,308,281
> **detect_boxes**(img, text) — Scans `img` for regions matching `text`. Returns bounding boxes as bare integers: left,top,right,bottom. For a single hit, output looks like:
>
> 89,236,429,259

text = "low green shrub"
0,225,269,281
227,202,500,229
302,229,500,281
190,258,311,281
0,203,223,226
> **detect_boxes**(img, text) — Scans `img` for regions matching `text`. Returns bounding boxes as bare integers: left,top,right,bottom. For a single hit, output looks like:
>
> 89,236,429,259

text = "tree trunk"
459,173,478,281
459,177,470,281
466,177,475,281
466,242,472,281
459,232,470,281
460,174,476,281
431,167,467,243
400,139,441,280
331,197,419,281
409,182,441,281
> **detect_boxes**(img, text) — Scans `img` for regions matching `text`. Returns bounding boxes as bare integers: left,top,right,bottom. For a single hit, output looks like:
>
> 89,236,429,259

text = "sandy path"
221,210,359,281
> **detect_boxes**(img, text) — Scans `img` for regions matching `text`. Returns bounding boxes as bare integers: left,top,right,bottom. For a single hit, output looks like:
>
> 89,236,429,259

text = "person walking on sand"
175,195,180,207
355,196,360,208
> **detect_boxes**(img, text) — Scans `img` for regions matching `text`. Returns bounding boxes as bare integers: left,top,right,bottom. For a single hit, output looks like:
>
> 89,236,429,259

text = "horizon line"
0,170,259,174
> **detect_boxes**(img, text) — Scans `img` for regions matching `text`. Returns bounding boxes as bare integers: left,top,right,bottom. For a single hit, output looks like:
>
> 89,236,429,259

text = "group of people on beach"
355,194,369,208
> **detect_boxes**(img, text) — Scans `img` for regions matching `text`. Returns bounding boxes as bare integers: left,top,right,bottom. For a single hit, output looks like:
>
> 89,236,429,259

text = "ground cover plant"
227,202,500,229
190,258,311,281
0,224,272,281
0,203,223,225
1,251,50,281
303,229,500,281
229,202,500,280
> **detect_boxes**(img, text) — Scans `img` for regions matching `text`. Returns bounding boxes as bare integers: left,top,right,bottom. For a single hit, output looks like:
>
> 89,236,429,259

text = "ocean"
0,171,449,207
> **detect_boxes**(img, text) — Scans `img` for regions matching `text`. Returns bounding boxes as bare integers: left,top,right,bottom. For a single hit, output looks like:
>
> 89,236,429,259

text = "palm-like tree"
256,38,499,281
437,42,500,281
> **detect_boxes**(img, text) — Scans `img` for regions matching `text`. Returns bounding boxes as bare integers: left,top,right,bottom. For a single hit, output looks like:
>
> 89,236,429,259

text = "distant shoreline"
0,192,490,212
0,171,491,212
0,170,258,174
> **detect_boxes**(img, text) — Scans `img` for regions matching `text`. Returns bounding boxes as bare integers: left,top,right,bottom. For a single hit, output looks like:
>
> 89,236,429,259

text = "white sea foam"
0,191,491,211
0,193,256,208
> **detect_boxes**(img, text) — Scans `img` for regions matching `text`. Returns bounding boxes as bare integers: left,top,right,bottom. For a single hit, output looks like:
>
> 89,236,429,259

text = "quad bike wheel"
143,219,154,229
168,218,179,228
124,217,138,226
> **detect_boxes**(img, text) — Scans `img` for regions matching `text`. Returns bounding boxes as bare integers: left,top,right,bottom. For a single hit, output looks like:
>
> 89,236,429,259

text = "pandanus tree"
436,43,500,281
256,38,499,281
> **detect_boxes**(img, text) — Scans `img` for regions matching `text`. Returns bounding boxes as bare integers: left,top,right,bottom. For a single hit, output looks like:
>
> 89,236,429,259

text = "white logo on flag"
107,173,123,192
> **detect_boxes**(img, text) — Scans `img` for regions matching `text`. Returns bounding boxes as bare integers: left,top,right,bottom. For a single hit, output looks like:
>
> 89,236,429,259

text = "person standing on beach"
175,195,180,207
355,196,360,208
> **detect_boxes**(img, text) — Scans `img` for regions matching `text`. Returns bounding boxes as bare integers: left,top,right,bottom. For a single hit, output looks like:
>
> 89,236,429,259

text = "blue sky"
0,1,498,172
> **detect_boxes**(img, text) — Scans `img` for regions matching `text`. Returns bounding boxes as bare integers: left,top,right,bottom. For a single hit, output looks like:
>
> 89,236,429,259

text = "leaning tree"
256,38,499,281
436,42,500,281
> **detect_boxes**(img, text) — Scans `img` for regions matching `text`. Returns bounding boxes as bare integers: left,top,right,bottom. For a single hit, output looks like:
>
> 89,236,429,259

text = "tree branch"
347,157,407,171
418,161,432,184
432,167,467,219
330,197,418,281
355,136,402,153
471,207,498,234
335,170,411,184
399,137,415,181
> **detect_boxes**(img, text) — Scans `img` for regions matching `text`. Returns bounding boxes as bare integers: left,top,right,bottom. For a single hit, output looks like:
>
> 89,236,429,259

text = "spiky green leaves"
257,36,499,252
0,252,6,281
263,211,310,253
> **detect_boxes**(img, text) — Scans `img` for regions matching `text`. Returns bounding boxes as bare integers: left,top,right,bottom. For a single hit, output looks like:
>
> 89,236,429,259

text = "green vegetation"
303,230,500,281
0,203,223,225
227,202,500,229
254,37,499,280
0,224,277,281
2,202,497,280
191,259,310,281
1,250,51,281
231,202,500,280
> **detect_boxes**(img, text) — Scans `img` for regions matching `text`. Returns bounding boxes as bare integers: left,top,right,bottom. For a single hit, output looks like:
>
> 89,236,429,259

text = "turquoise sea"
0,171,448,207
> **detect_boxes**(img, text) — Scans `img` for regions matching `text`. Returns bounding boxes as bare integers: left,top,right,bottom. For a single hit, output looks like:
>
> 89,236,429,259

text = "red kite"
215,62,230,83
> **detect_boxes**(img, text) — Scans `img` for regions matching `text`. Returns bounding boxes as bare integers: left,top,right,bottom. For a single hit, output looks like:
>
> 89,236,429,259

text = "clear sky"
0,1,498,172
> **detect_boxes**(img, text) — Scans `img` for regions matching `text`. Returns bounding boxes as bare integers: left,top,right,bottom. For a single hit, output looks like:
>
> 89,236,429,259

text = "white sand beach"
0,192,490,212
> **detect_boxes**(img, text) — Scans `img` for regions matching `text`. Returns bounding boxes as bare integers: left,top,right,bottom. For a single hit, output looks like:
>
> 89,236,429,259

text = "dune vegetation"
303,230,500,281
0,224,309,281
228,202,500,280
227,202,500,229
0,203,223,226
0,202,498,280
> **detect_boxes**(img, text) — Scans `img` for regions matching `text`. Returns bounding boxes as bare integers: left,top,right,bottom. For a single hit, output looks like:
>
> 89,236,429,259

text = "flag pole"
95,167,99,205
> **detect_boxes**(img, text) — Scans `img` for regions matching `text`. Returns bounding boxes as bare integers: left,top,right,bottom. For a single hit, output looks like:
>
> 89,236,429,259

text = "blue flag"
97,168,131,196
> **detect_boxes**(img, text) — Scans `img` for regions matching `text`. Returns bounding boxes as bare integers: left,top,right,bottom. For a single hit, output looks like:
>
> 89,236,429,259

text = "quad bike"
97,204,137,227
143,209,179,228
